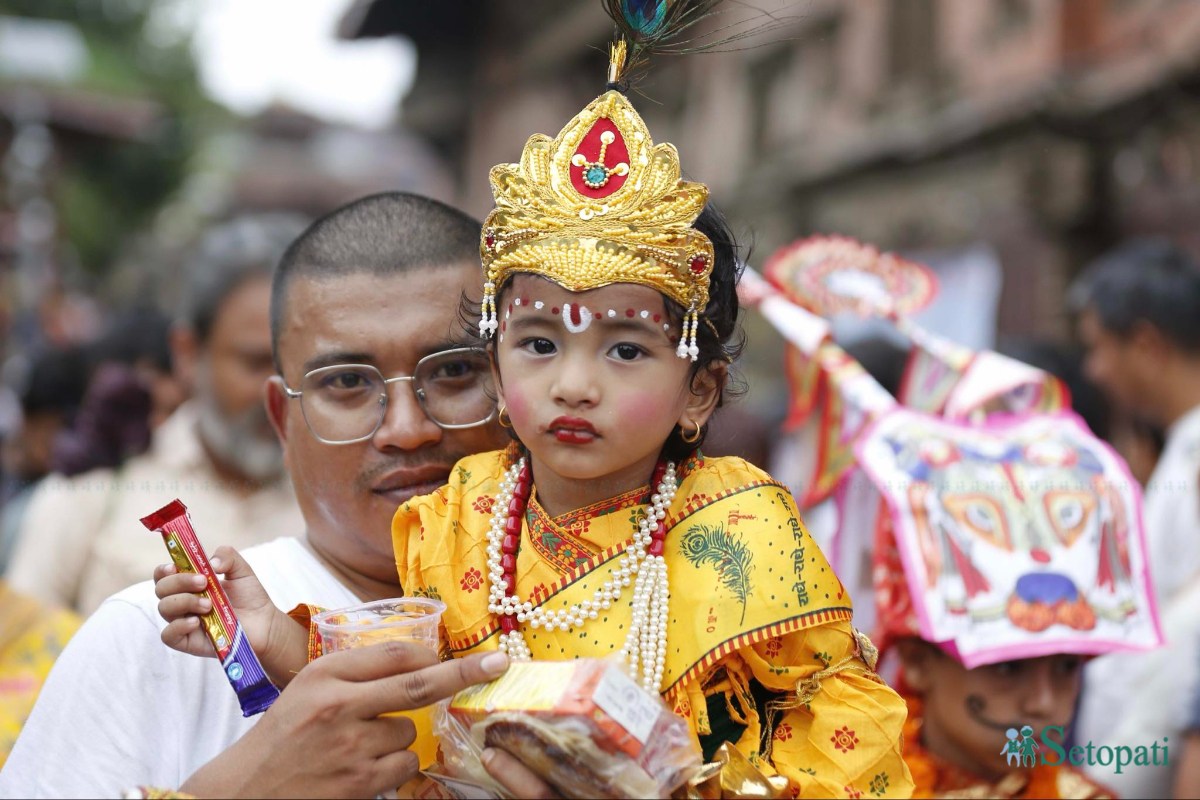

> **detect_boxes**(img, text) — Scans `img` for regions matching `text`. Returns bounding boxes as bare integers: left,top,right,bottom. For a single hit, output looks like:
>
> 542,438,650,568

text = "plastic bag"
430,659,702,799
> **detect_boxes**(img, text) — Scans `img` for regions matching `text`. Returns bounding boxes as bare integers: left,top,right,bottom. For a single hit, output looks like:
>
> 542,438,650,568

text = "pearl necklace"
485,457,677,692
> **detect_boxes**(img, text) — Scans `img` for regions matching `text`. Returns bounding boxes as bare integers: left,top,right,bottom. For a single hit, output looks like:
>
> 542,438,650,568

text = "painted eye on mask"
1042,490,1094,546
943,494,1010,550
966,503,994,532
1057,500,1083,528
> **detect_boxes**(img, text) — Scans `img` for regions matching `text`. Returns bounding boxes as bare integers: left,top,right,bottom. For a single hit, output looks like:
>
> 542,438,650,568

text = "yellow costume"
0,581,79,766
395,446,913,798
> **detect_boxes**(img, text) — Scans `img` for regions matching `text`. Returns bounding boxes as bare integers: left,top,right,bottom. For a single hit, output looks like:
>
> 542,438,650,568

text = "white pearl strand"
485,457,677,692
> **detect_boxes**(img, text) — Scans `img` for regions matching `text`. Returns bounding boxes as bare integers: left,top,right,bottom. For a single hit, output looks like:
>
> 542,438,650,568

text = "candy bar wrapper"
140,499,279,717
432,659,701,800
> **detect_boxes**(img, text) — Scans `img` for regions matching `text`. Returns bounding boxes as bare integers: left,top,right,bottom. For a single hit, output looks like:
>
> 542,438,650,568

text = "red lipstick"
549,416,598,444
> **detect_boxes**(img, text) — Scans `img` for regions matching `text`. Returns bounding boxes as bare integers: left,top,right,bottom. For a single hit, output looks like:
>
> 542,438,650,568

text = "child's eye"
1052,655,1083,678
610,343,644,361
519,338,556,355
984,660,1024,680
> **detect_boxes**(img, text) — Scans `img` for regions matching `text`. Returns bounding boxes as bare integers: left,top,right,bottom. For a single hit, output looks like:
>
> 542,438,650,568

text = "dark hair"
17,346,89,417
659,202,745,461
271,192,482,368
486,202,745,463
182,213,309,344
1068,238,1200,353
91,307,173,374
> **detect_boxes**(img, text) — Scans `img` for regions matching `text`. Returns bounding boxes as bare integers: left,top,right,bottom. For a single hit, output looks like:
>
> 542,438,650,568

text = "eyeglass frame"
278,346,497,445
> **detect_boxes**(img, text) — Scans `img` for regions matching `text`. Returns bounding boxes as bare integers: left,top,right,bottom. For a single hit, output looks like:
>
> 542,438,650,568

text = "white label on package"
593,666,660,744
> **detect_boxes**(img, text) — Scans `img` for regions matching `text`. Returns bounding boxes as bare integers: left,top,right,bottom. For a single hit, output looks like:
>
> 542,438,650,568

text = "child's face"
494,275,715,499
898,640,1084,780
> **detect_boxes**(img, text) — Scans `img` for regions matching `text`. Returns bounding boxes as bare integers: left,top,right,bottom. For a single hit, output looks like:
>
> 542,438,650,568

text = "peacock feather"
680,523,754,624
599,0,795,87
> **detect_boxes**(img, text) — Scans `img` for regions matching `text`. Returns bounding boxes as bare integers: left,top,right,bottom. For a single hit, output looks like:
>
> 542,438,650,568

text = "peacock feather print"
680,523,754,624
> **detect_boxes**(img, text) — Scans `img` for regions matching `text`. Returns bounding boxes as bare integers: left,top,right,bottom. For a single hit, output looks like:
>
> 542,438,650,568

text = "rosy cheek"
616,392,671,428
503,387,532,431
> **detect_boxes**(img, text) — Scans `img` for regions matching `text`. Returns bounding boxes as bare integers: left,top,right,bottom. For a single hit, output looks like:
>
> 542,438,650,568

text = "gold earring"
680,420,702,444
497,404,512,429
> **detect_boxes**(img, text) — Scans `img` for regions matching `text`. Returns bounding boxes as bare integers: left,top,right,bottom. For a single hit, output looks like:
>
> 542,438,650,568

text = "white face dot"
534,301,544,310
607,309,617,318
640,310,649,319
514,298,522,306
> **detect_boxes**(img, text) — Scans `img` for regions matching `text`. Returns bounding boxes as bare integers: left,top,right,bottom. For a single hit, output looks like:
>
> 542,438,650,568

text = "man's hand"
180,643,510,799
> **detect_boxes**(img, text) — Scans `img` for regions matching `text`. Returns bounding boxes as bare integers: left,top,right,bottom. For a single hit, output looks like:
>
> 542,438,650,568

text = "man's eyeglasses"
281,347,495,445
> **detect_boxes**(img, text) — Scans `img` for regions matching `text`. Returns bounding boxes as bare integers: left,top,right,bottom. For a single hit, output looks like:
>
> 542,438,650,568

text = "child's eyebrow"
506,315,556,331
600,316,670,337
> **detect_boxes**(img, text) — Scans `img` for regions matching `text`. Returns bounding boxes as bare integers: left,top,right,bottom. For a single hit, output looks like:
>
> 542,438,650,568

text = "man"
7,214,309,615
0,193,510,798
1070,238,1200,796
1070,238,1200,604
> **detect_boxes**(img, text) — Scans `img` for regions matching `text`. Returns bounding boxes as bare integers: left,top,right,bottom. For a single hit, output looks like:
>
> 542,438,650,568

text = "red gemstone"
500,616,517,632
507,497,523,516
501,534,519,553
501,554,516,573
514,480,531,500
648,539,665,557
485,233,496,248
505,516,522,536
650,521,666,541
690,255,707,274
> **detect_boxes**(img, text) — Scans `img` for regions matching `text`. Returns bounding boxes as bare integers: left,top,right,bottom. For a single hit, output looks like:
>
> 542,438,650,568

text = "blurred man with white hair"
7,215,307,615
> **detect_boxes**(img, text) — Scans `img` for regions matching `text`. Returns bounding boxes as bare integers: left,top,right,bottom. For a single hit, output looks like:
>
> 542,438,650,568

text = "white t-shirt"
1074,406,1200,795
0,537,359,799
1075,579,1200,796
1142,404,1200,605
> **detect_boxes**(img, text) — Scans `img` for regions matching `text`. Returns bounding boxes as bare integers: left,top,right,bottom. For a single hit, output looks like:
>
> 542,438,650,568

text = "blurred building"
342,0,1200,345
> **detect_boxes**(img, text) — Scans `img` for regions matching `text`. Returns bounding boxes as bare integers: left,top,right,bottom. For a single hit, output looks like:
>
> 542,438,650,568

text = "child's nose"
551,353,600,407
1017,666,1058,720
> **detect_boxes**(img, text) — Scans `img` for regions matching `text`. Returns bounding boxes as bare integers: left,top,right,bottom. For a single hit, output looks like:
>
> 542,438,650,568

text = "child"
157,47,913,800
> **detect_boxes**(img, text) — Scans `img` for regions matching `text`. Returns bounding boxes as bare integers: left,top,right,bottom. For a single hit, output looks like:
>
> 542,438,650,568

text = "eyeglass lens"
298,349,494,442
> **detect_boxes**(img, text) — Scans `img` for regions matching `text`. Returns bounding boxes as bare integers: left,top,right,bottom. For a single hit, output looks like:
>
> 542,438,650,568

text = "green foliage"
1,0,217,276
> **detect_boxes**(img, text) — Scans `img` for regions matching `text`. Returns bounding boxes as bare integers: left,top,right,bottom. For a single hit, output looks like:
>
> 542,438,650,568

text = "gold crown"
479,60,713,360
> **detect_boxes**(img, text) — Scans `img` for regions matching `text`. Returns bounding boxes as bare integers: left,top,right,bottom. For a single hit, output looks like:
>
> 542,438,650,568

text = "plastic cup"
314,597,446,768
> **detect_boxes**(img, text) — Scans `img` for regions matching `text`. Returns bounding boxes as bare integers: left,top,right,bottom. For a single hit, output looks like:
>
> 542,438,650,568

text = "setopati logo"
1005,725,1169,775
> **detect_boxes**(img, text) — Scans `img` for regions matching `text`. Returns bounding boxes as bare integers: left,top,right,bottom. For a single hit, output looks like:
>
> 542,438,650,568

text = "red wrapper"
140,499,279,716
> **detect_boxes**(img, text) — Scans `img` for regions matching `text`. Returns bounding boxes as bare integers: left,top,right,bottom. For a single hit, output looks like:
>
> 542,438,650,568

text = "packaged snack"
433,659,701,799
140,499,279,716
